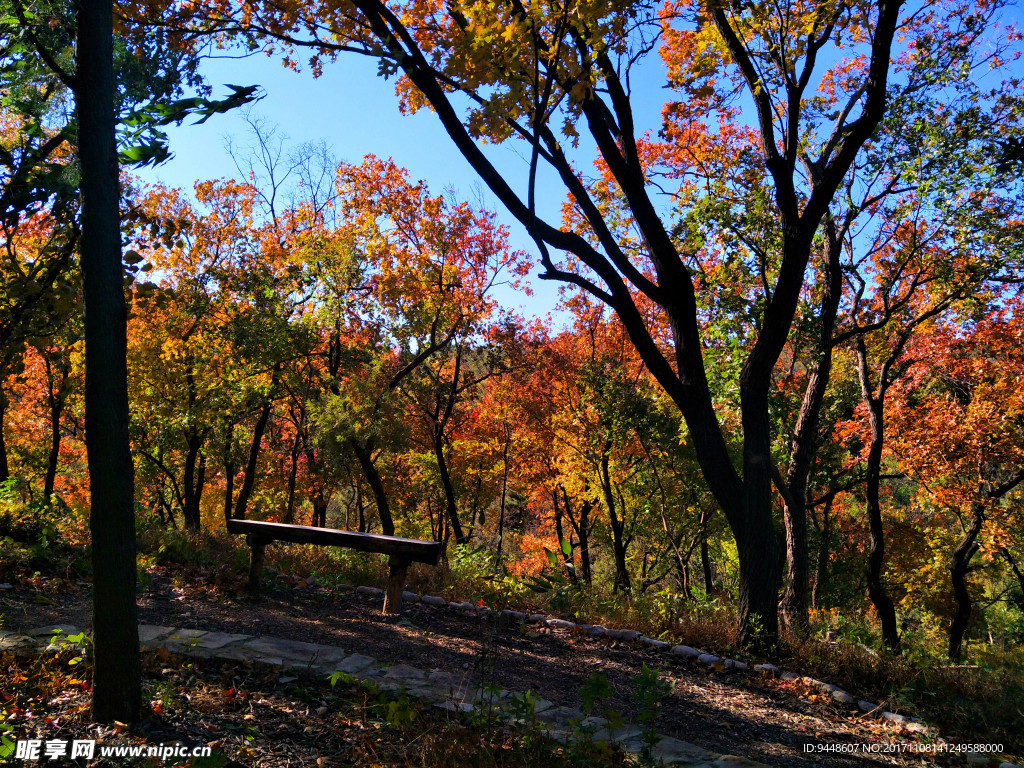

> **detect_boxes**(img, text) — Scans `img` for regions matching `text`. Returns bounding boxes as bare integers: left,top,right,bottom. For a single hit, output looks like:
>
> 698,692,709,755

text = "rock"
447,601,475,611
640,636,672,650
355,585,384,597
138,625,175,645
880,711,909,724
732,660,749,671
547,619,576,630
671,645,702,659
579,624,606,637
698,653,721,665
0,583,13,590
421,595,446,606
780,671,799,680
754,663,779,678
604,628,642,641
653,736,715,764
857,700,879,713
831,690,855,705
401,591,420,603
501,609,527,622
998,763,1022,768
527,614,548,624
714,755,770,767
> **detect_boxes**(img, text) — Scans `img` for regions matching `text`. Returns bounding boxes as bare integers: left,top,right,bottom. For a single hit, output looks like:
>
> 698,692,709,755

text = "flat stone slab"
242,637,326,663
547,619,576,630
383,663,428,684
333,653,377,675
355,585,384,597
193,632,250,651
139,625,176,645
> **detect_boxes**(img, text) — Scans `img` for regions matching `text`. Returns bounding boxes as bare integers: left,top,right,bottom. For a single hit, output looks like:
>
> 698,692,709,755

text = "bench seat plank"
227,519,442,565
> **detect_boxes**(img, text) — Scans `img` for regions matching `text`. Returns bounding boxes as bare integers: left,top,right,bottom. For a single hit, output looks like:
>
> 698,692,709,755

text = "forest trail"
2,574,949,768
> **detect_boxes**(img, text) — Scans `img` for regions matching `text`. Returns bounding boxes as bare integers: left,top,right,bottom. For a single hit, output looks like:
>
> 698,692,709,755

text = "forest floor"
2,568,1005,768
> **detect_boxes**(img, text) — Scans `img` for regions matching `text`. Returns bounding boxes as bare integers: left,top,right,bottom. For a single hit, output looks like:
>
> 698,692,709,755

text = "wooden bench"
226,519,443,614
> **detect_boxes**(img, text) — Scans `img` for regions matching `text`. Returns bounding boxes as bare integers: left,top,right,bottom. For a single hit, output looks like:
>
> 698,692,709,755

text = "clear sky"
134,49,669,324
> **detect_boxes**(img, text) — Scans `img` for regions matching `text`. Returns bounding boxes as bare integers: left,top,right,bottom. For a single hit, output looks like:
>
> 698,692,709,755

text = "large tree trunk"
76,0,141,721
948,502,985,662
350,437,394,535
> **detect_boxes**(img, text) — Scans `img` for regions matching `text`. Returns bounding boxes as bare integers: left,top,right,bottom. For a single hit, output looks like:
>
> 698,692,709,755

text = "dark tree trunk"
552,489,577,584
181,436,205,530
222,420,235,526
560,487,594,586
76,0,141,720
812,497,834,611
600,449,631,593
857,338,901,652
433,431,465,543
283,432,300,524
350,437,394,535
42,356,70,503
233,387,275,520
781,221,843,631
0,391,9,482
701,533,713,595
949,502,985,662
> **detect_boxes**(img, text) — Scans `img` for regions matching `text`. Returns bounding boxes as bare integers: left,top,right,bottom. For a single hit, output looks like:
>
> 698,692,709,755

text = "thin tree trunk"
433,431,465,543
949,502,985,662
782,222,843,631
350,437,394,535
233,385,276,520
856,337,901,652
0,391,9,483
701,533,713,595
600,449,631,593
812,497,833,611
182,436,204,530
77,0,140,719
42,357,68,503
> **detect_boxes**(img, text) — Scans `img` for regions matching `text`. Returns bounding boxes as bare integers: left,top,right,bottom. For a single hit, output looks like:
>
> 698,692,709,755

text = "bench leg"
247,535,266,594
383,556,409,615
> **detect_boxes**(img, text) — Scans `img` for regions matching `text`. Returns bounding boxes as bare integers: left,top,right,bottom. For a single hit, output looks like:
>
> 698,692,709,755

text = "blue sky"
135,50,671,323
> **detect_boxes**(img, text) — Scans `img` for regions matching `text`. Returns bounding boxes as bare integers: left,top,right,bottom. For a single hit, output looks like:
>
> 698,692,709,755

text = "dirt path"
1,574,940,768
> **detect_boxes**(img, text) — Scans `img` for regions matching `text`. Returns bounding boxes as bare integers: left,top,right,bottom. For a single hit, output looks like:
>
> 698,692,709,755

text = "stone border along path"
3,623,766,768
